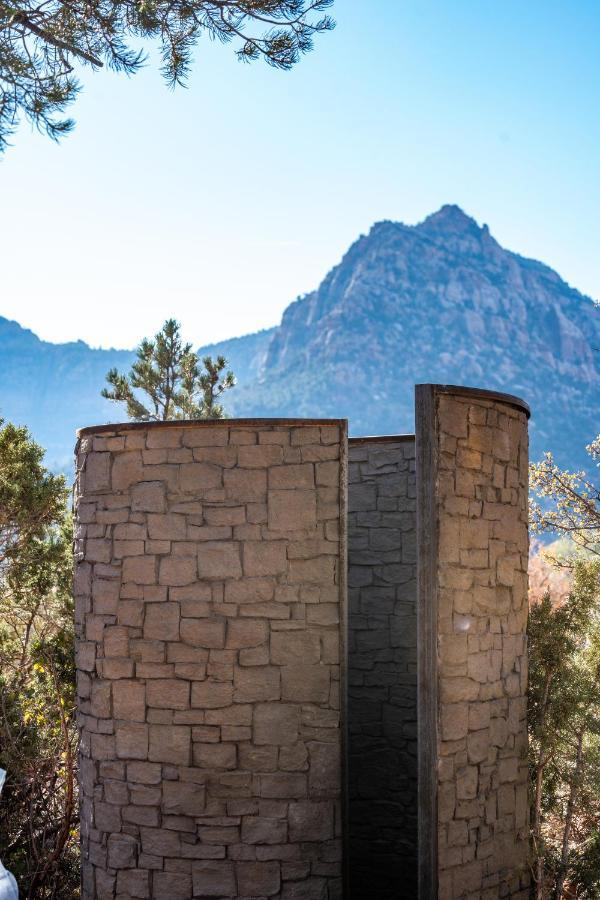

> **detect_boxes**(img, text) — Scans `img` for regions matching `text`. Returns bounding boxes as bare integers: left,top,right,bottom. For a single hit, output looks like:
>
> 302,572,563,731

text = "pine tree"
102,318,236,421
0,1,334,151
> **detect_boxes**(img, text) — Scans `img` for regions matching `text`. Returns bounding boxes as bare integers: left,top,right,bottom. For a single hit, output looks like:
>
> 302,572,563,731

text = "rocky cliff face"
226,205,599,470
0,205,597,471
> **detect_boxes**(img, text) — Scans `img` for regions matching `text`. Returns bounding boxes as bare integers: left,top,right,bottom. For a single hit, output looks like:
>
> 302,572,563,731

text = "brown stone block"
131,481,166,513
148,725,191,765
236,861,281,896
224,578,274,604
226,618,268,649
153,872,192,900
140,826,181,857
238,444,284,468
234,666,281,703
271,632,321,666
268,490,317,532
90,681,111,718
147,679,190,710
158,555,196,586
191,681,233,709
259,773,307,799
116,869,150,898
144,602,180,641
268,463,315,490
238,744,278,771
115,723,148,760
281,665,330,703
122,555,157,585
242,817,287,845
181,618,226,649
112,680,145,721
127,761,161,784
197,542,242,580
287,557,335,585
107,833,138,869
194,743,237,769
288,800,334,840
179,462,222,493
242,541,287,576
307,742,340,799
162,781,206,816
224,468,267,502
192,861,236,897
440,702,468,741
253,703,299,745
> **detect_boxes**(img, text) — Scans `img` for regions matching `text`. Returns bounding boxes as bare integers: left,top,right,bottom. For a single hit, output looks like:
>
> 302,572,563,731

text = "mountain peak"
417,204,482,236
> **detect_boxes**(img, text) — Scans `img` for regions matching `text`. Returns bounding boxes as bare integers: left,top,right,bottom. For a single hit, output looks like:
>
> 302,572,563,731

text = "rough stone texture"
417,388,530,900
347,438,418,897
74,420,346,900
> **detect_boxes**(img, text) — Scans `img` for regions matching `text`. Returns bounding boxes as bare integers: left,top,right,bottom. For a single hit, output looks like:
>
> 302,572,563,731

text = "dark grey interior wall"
347,437,418,898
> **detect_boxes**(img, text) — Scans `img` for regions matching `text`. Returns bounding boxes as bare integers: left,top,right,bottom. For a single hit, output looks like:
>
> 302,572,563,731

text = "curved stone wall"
416,386,530,900
347,436,418,897
74,419,346,900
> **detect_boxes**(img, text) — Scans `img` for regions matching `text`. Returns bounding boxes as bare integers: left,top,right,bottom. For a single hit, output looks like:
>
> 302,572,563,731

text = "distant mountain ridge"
0,205,597,472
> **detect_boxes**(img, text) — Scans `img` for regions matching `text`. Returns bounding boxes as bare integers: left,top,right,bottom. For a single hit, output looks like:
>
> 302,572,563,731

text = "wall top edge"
77,417,349,438
416,383,531,419
349,434,415,444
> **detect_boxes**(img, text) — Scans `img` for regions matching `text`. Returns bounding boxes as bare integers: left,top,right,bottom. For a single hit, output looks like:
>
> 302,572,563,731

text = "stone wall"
416,386,530,900
347,437,418,897
73,419,346,900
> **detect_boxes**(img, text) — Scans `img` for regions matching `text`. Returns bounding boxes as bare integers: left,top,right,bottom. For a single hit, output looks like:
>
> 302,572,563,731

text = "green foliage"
0,422,77,898
102,318,236,421
0,0,334,151
529,437,600,898
530,436,600,559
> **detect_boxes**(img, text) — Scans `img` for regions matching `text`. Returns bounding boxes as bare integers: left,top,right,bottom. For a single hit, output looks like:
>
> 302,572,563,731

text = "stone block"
146,679,190,710
115,723,148,760
192,861,236,897
181,618,226,649
122,555,157,585
271,631,321,665
153,872,192,900
224,468,267,502
268,490,317,531
236,861,281,896
162,781,206,816
307,742,340,798
253,703,299,745
144,603,180,641
259,773,307,799
243,541,287,576
113,680,146,722
226,618,268,649
131,481,166,512
107,834,138,869
289,801,334,841
148,725,190,765
281,665,330,703
191,681,233,709
198,542,242,579
238,445,284,468
159,555,197,586
234,666,281,703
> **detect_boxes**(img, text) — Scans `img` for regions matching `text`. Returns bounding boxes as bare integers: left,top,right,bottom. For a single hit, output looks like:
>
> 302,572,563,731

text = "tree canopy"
102,317,236,420
0,0,334,150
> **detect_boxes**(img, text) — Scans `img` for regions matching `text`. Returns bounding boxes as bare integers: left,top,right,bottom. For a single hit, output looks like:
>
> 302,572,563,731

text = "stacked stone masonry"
74,420,346,900
74,386,531,900
417,387,530,900
347,437,418,897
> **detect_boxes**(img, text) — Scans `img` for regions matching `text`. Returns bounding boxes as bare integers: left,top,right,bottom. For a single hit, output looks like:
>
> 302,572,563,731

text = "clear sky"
1,0,599,350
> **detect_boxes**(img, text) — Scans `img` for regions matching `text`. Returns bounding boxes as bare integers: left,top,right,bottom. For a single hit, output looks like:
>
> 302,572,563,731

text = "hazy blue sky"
1,0,598,349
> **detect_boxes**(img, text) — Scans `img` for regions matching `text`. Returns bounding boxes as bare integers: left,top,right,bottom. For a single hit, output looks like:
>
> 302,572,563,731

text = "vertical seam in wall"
416,384,439,900
339,420,350,898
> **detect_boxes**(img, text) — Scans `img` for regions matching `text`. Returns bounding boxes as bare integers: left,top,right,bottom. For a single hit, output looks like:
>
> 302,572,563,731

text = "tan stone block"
204,506,246,526
92,578,119,614
239,645,270,666
194,742,237,769
113,539,145,558
440,676,480,703
287,557,335,584
224,468,267,502
116,869,150,898
180,462,222,493
191,681,233,709
180,618,226,649
268,490,316,531
147,679,190,710
457,447,482,470
456,765,478,800
236,861,280,897
240,541,286,577
146,514,186,540
85,452,111,492
159,555,197,586
192,861,236,897
469,702,491,731
281,664,330,703
197,542,242,579
148,725,190,764
123,555,157,585
467,727,490,763
234,665,281,703
226,619,268,649
182,427,228,448
112,452,144,490
140,826,181,857
224,578,274,604
441,702,468,740
127,761,161,784
86,538,111,564
144,603,180,641
238,445,283,468
131,481,166,513
268,464,314,491
241,817,287,844
308,742,339,799
113,680,146,721
253,703,299,745
460,519,489,550
104,625,129,658
116,723,148,759
468,652,490,684
107,833,138,869
271,632,321,665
